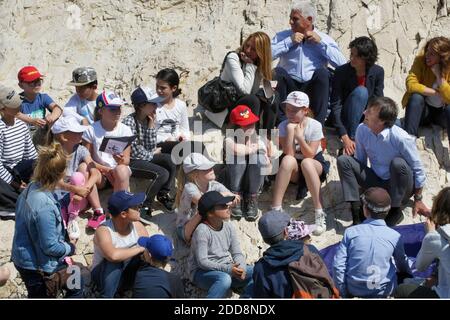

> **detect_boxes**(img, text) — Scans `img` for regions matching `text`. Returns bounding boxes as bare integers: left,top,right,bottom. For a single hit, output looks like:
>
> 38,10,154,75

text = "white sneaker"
313,210,326,236
67,218,80,240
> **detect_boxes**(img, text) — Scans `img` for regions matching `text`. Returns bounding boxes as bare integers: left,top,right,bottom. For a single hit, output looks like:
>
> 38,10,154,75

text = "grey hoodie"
416,224,450,298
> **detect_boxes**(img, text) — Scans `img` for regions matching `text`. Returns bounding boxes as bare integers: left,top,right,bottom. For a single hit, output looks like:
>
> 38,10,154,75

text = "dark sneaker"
139,206,153,225
231,205,243,221
157,192,175,211
244,195,259,222
296,186,308,200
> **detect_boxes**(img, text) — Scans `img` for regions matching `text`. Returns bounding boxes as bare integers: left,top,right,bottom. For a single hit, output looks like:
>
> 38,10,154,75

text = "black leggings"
130,153,176,204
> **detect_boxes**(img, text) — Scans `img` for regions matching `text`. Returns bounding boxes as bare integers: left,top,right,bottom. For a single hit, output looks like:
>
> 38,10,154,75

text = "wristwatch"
414,194,423,202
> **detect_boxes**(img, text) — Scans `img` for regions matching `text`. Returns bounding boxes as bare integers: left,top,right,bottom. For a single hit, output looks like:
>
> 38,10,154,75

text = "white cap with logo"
282,91,310,108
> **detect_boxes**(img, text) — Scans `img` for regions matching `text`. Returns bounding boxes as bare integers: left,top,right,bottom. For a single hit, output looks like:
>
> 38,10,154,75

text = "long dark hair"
156,68,181,98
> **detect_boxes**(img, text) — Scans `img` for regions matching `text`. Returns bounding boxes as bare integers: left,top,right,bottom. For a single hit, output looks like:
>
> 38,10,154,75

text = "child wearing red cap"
224,104,270,221
17,66,62,146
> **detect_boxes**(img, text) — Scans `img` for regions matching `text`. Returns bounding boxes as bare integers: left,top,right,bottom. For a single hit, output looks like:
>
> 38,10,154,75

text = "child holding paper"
82,90,133,193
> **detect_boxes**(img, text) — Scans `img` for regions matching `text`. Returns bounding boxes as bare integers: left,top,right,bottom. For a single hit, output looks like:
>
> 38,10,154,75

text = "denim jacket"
11,182,72,274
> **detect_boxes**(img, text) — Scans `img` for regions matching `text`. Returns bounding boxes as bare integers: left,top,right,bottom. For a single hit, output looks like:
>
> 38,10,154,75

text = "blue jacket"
11,182,73,274
252,239,320,298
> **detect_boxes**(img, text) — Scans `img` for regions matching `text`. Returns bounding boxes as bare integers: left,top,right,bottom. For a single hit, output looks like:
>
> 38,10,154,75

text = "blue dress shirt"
355,123,426,188
271,28,347,83
333,218,412,298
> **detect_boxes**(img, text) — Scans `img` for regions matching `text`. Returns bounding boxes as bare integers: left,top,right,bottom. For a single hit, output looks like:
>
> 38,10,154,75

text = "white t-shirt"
278,118,323,160
155,99,190,143
82,121,133,168
63,94,97,124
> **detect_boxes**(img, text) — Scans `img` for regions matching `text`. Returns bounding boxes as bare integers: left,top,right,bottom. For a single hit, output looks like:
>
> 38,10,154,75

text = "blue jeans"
15,265,84,298
342,86,369,139
404,93,450,138
193,265,254,298
91,256,141,298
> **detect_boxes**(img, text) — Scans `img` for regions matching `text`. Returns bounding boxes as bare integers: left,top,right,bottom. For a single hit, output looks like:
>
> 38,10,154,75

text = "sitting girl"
82,90,133,213
271,91,329,236
51,115,104,232
175,153,238,245
155,69,190,146
224,104,270,221
122,86,177,223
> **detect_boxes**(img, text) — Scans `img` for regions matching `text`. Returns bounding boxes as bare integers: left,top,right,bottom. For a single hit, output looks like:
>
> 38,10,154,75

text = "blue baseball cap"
131,86,165,105
96,90,124,109
108,191,146,216
138,234,173,261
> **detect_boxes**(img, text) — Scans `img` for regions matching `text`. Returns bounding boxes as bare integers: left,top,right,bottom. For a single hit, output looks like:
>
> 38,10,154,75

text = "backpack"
288,244,340,299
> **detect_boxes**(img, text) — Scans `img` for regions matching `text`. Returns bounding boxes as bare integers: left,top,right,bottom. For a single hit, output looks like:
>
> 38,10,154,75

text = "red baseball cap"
230,105,259,127
18,66,43,82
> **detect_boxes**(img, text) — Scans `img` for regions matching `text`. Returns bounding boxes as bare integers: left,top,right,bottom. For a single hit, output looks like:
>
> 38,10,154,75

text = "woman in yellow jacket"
403,37,450,141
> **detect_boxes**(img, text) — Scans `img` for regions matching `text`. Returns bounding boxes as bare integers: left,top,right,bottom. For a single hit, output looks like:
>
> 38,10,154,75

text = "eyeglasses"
25,79,43,87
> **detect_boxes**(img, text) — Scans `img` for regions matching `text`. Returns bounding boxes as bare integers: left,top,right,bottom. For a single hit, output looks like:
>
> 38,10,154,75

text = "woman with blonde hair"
11,142,83,298
403,36,450,142
215,31,279,131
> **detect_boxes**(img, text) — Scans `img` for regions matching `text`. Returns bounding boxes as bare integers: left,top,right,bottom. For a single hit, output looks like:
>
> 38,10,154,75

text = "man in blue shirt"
337,97,430,226
272,0,346,124
333,187,412,298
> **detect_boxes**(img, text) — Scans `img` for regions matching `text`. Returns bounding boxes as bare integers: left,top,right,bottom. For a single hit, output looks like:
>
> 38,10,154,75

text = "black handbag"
198,51,243,113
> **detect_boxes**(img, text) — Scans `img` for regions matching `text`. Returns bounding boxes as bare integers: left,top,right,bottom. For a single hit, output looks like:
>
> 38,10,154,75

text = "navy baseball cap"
198,191,235,218
108,191,146,216
138,234,173,261
131,86,165,105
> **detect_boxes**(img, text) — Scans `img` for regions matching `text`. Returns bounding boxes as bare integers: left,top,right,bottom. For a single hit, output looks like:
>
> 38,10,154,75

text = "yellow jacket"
402,54,450,108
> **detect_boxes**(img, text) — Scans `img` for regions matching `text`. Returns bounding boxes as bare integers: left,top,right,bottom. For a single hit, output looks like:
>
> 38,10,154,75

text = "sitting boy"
63,67,99,125
133,234,185,298
16,66,62,145
91,191,148,298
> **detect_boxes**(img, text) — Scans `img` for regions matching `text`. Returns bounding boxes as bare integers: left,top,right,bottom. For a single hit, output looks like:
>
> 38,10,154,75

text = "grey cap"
68,67,97,86
0,84,22,109
258,210,291,239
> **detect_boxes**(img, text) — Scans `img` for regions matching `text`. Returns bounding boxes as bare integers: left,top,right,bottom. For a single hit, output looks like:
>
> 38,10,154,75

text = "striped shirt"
0,118,37,183
122,113,158,162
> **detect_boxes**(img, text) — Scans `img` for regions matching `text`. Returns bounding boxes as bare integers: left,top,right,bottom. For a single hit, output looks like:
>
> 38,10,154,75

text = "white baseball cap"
183,153,215,174
282,91,310,108
51,116,90,134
